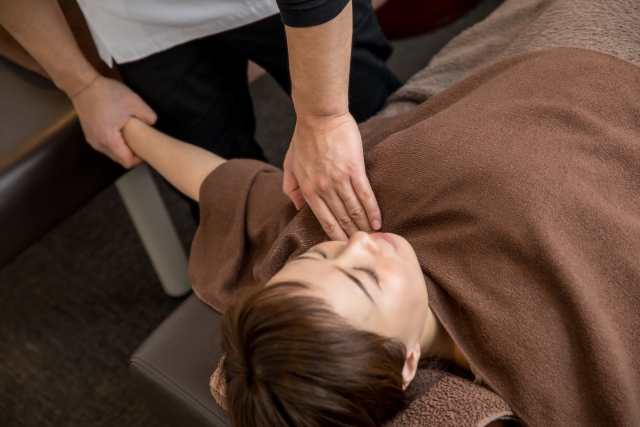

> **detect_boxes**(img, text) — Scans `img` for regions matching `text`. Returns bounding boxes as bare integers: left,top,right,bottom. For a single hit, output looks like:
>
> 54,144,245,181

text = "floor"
0,1,503,426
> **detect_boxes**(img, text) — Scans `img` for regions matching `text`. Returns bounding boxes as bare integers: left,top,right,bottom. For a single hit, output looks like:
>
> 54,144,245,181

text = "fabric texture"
389,370,517,427
209,355,228,412
209,361,516,427
191,48,640,426
377,0,640,117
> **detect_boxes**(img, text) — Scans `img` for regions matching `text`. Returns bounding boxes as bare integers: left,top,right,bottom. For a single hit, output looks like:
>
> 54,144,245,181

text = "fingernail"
372,220,381,230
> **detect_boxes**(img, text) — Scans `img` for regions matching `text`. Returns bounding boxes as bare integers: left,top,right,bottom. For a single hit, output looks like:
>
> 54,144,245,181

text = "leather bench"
0,56,121,266
130,294,229,427
0,56,191,296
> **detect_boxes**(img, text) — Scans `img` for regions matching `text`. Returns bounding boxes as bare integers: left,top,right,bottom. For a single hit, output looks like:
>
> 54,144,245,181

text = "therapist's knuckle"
358,188,374,201
327,171,343,185
300,181,315,196
315,179,330,194
367,205,381,217
338,216,353,229
321,220,338,234
344,159,360,173
348,206,365,220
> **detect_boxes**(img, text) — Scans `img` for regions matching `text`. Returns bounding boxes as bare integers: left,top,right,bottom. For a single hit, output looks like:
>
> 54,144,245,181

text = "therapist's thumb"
131,96,158,126
283,170,306,210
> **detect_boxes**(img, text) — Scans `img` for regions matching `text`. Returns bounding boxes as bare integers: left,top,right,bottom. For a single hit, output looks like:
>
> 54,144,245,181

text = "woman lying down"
122,47,640,427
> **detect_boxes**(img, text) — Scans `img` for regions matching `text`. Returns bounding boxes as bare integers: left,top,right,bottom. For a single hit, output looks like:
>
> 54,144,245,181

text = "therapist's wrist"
54,65,100,99
291,85,349,122
295,111,354,136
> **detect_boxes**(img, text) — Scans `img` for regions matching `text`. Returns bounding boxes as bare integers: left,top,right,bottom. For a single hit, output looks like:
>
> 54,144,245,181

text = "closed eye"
289,248,328,263
354,266,380,289
309,248,328,259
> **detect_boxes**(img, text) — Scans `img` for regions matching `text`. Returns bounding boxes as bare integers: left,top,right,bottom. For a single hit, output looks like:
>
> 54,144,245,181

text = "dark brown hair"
221,281,408,427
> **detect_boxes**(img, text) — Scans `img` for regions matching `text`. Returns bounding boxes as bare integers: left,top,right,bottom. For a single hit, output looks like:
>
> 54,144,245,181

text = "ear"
401,342,421,390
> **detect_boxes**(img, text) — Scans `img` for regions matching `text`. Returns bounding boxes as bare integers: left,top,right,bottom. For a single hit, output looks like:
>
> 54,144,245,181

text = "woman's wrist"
122,118,147,158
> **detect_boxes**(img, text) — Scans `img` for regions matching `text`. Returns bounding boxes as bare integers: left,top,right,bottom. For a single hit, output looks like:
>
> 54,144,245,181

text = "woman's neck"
420,308,470,371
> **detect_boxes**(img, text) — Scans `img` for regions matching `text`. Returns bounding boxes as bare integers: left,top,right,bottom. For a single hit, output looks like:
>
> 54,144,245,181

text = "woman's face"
267,232,430,348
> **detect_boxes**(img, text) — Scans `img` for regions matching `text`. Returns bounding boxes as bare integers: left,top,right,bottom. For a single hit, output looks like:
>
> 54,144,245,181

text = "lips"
374,232,397,251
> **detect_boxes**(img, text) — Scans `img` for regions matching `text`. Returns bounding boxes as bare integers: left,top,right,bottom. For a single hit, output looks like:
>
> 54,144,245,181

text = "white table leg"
116,164,191,297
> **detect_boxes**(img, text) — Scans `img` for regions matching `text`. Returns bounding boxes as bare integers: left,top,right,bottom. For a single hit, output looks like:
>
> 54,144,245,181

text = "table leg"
116,164,191,297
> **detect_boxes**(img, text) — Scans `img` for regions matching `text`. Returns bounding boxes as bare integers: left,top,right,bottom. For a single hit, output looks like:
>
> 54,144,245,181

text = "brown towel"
191,48,640,426
210,359,516,427
379,0,640,117
387,370,516,427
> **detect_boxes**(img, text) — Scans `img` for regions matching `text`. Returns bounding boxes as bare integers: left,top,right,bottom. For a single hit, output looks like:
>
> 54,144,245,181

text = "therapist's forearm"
285,1,351,121
123,119,226,202
0,0,98,95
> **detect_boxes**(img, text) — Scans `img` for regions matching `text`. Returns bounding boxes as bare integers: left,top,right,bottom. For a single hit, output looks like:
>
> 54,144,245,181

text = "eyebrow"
290,253,374,303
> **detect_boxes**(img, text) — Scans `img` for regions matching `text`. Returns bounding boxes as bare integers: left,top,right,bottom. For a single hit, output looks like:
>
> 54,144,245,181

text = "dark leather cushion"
0,57,122,266
130,294,230,427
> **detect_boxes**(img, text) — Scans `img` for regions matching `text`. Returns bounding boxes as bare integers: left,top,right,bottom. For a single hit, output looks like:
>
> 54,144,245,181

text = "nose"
339,231,380,258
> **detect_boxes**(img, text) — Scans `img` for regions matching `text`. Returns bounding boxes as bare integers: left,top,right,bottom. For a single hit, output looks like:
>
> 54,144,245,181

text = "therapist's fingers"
337,182,373,233
305,192,349,241
283,149,308,210
283,168,307,210
351,173,382,231
321,189,362,237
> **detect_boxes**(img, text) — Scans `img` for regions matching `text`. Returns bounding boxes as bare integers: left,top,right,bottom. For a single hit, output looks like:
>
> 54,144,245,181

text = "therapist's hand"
283,112,381,241
71,75,157,168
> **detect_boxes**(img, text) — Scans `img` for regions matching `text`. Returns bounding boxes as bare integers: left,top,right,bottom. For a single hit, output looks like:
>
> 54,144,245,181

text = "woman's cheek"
380,262,414,300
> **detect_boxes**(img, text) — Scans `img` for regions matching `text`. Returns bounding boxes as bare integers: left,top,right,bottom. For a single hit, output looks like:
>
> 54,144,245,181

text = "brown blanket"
191,47,640,426
379,0,640,118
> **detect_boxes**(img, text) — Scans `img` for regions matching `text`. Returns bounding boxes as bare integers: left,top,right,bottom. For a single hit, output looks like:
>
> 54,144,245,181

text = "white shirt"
76,0,280,67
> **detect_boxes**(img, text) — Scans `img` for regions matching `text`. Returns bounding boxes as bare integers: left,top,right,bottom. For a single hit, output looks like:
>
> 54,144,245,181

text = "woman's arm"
122,119,226,201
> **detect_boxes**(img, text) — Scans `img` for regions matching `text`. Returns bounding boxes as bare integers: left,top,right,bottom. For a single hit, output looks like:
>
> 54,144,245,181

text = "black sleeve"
276,0,350,27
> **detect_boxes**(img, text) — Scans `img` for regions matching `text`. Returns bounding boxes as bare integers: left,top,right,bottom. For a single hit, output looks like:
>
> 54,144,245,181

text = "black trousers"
116,0,401,162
